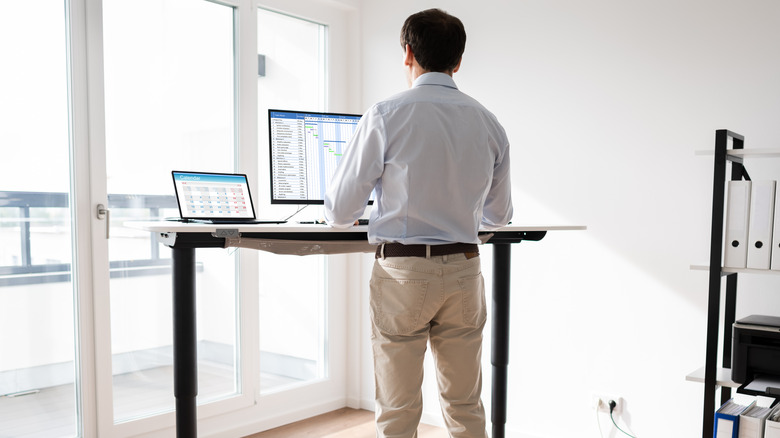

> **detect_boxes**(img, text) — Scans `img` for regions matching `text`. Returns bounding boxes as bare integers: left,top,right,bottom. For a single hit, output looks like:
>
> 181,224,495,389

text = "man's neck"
409,67,453,88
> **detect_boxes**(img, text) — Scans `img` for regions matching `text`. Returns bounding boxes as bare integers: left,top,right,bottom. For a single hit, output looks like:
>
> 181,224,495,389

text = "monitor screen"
269,109,370,204
172,171,256,220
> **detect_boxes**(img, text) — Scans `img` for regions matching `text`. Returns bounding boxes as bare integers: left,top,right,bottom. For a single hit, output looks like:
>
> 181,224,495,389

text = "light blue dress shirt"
324,72,513,245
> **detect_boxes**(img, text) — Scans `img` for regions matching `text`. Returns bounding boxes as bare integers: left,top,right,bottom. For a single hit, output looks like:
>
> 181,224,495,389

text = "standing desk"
129,222,584,438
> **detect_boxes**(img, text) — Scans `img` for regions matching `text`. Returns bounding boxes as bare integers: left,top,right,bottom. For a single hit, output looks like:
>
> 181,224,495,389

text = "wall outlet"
591,393,624,414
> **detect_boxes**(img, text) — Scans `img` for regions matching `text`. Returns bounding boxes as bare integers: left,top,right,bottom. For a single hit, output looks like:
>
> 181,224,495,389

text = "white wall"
356,1,780,437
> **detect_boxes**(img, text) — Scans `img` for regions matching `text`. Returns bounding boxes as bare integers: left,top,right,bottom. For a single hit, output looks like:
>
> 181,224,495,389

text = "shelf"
686,366,740,389
690,265,780,276
695,148,780,158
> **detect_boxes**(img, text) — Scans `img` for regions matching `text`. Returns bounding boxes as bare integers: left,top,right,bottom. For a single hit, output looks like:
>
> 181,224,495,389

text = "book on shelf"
714,394,755,438
765,404,780,438
746,180,776,270
725,181,752,269
772,182,780,271
736,395,775,438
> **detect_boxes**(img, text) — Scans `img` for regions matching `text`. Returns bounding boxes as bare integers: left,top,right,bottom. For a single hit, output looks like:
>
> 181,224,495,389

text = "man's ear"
452,57,462,73
404,44,415,67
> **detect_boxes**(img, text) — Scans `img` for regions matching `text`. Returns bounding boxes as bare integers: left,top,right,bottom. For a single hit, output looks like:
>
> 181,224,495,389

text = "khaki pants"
370,253,487,438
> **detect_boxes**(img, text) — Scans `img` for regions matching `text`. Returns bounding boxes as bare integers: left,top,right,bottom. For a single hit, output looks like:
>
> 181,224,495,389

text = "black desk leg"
172,247,198,438
491,243,512,438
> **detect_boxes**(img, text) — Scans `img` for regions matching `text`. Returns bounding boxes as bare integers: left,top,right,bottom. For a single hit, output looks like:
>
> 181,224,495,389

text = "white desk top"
127,221,586,234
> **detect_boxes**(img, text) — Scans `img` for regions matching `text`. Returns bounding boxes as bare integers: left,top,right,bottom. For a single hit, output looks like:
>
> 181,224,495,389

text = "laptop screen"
172,171,256,220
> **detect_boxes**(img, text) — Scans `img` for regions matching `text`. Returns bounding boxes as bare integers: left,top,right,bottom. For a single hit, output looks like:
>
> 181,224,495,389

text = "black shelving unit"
701,129,748,438
697,128,780,437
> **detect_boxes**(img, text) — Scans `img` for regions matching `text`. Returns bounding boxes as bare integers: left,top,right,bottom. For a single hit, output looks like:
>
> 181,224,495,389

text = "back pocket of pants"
371,278,428,335
459,274,486,328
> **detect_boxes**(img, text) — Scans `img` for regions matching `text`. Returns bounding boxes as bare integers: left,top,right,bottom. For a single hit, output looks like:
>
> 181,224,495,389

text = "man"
324,8,512,438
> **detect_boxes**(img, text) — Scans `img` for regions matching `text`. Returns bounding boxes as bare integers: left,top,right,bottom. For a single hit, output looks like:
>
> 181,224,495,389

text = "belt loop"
425,245,431,259
380,243,385,260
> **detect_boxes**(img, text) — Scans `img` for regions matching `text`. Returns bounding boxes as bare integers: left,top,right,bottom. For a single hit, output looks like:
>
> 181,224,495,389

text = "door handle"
97,204,110,239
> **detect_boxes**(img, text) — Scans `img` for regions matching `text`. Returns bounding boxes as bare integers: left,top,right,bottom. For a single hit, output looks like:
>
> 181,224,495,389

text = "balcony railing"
0,191,200,287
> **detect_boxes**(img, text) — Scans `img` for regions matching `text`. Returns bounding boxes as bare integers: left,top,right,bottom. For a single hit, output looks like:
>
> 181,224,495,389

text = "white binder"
724,180,751,269
738,396,776,438
746,180,776,269
773,185,780,271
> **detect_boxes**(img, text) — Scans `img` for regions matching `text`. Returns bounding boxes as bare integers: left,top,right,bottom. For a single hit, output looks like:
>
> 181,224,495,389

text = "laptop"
171,170,285,224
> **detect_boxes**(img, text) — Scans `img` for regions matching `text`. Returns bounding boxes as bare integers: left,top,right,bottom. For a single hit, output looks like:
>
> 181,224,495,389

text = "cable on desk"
283,204,308,221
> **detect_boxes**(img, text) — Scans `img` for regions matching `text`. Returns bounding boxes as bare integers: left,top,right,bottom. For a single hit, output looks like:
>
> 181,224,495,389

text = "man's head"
400,8,466,74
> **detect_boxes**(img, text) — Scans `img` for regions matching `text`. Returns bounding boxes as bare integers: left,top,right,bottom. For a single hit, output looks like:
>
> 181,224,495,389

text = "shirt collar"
412,72,458,90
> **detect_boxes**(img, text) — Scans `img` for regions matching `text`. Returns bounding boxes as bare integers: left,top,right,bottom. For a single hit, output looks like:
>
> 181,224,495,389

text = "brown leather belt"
375,242,479,259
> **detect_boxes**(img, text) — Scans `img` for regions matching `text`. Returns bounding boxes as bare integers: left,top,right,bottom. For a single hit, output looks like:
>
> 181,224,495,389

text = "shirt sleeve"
481,139,513,230
324,107,385,228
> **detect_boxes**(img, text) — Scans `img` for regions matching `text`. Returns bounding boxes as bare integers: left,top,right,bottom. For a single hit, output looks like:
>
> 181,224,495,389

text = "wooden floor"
244,408,447,438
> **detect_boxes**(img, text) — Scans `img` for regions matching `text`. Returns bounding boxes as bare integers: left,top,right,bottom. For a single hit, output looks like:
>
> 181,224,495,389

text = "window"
102,0,238,422
257,8,329,393
0,1,79,436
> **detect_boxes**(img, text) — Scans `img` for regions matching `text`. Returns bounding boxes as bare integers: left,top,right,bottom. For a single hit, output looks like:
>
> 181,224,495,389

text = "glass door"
0,1,81,436
97,0,242,429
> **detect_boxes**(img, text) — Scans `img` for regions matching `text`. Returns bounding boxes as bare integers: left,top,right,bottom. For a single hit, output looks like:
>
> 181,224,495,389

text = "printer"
732,315,780,396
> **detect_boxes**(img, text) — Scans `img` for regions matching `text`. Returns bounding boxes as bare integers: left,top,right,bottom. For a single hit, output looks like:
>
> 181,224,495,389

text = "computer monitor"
268,109,371,205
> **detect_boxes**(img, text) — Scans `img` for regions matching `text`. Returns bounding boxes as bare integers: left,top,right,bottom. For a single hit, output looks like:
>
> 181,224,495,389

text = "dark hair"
400,8,466,73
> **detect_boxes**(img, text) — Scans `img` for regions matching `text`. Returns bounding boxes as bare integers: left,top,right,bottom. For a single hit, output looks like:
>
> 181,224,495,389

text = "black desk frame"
158,229,546,438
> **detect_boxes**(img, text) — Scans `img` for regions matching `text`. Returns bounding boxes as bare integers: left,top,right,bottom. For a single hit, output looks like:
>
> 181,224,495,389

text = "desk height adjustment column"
491,243,512,438
173,247,198,437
